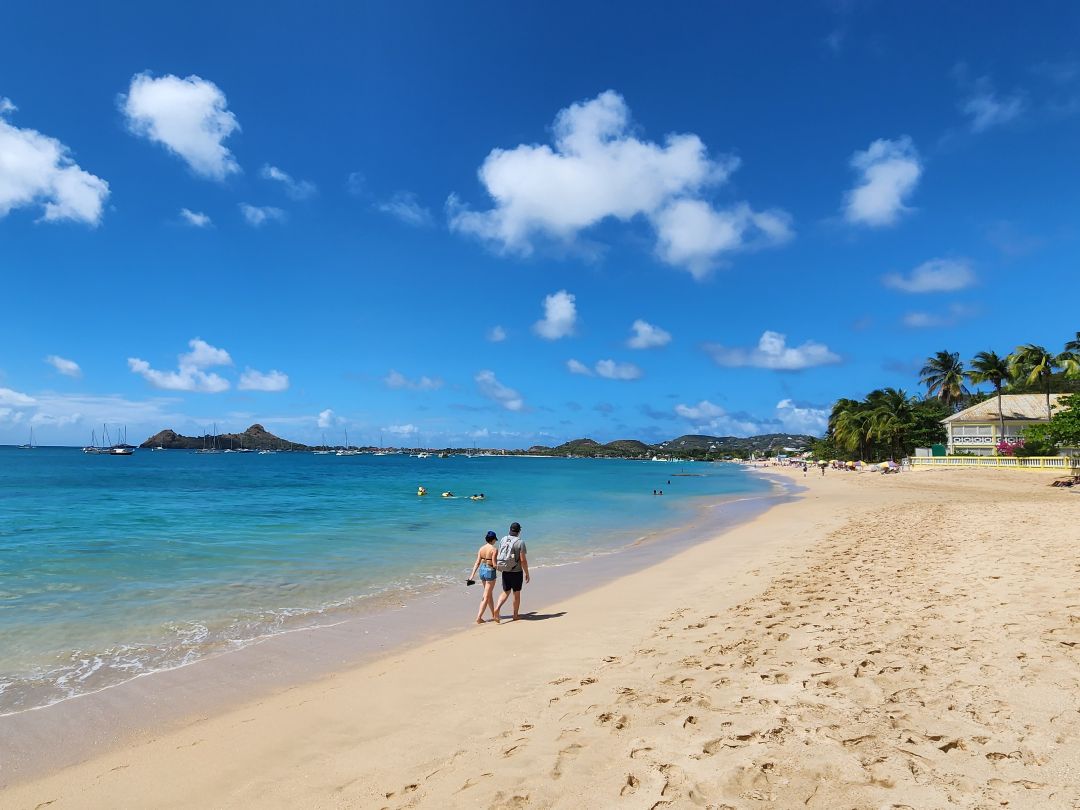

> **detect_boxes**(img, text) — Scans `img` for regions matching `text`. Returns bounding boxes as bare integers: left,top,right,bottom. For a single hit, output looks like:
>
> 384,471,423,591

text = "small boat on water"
84,425,136,455
196,424,221,454
336,429,361,456
17,426,35,449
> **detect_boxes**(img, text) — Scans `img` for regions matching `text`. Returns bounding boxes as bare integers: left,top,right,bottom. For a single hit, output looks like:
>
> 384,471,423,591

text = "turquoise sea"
0,447,769,714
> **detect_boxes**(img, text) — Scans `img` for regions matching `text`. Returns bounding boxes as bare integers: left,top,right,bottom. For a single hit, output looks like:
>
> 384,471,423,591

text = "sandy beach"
4,466,1080,809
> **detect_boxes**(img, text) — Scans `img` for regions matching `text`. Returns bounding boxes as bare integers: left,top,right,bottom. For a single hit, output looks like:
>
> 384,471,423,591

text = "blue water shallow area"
0,447,769,712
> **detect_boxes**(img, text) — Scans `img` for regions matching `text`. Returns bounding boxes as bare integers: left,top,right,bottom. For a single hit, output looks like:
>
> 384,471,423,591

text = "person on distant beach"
494,522,529,621
468,531,500,624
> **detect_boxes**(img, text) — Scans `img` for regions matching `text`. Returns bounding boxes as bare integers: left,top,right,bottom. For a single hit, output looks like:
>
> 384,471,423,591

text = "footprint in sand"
620,773,639,796
454,773,494,794
489,792,531,809
551,743,583,778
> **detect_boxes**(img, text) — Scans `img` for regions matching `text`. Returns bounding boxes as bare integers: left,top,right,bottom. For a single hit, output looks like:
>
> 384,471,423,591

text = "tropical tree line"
815,332,1079,461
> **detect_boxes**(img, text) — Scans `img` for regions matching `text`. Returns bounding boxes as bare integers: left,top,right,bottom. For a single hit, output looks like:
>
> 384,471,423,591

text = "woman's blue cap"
486,530,498,539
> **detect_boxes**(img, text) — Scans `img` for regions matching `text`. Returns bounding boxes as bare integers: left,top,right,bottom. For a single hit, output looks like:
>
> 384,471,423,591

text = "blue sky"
2,2,1079,447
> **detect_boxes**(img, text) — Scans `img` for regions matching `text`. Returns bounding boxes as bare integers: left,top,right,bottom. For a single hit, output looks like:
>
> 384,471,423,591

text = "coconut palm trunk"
994,381,1003,446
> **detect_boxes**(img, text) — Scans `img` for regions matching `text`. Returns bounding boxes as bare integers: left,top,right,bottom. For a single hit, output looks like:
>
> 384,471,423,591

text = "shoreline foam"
0,471,792,786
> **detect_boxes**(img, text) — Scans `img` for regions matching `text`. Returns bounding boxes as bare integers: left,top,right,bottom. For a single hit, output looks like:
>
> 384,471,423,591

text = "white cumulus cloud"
260,164,316,200
705,330,841,371
566,359,593,376
673,399,761,435
239,203,285,226
384,370,442,391
533,290,577,340
385,423,419,436
0,387,37,407
317,408,337,429
675,400,726,421
448,90,790,276
238,368,289,392
567,358,642,379
883,258,975,293
672,398,826,437
128,337,233,393
595,359,642,380
179,208,211,227
376,191,432,226
0,98,110,225
475,370,524,411
122,72,240,180
44,355,82,378
960,78,1024,133
652,200,792,279
843,136,922,227
487,325,507,343
901,303,974,329
775,399,829,434
627,319,671,349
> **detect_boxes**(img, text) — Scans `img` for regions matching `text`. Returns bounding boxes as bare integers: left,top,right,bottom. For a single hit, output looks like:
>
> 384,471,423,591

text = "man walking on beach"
494,522,529,621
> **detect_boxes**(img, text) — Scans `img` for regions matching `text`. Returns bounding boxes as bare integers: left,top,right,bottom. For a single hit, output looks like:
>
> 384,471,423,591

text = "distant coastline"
137,424,815,459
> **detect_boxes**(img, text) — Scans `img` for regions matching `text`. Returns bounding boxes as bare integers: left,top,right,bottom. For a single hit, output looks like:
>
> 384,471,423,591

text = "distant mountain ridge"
141,426,813,456
528,433,813,458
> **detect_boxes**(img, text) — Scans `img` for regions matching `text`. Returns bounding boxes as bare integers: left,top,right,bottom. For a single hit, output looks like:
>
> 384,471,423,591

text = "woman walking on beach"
468,530,500,624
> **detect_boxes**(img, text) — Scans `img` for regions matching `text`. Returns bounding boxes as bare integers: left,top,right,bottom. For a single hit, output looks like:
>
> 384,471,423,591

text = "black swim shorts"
501,570,524,592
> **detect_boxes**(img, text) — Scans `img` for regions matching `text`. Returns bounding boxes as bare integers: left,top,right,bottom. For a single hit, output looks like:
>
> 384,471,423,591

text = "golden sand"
4,466,1079,808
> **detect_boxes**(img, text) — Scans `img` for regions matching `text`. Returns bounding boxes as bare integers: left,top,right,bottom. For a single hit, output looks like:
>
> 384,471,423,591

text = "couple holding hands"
467,522,529,623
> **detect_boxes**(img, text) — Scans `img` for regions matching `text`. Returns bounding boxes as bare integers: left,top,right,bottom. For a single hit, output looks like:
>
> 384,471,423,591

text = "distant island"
141,424,309,451
141,425,813,459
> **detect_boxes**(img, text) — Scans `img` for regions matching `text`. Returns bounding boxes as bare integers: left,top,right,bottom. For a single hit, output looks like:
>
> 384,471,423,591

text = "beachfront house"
942,393,1064,456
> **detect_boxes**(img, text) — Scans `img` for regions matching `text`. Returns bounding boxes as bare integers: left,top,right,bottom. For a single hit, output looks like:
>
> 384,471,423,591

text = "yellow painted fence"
910,456,1079,470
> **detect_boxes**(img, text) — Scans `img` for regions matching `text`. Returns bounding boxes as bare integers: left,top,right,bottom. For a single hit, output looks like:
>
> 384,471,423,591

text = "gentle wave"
0,451,769,714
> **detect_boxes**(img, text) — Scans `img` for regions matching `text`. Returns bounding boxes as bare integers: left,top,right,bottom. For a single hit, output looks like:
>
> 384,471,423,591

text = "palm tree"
1057,331,1080,380
919,350,969,408
831,400,873,459
827,398,861,438
967,351,1011,445
1009,344,1059,420
868,387,917,459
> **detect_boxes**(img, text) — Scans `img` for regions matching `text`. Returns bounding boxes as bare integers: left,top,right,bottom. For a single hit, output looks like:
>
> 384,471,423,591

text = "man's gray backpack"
496,536,519,571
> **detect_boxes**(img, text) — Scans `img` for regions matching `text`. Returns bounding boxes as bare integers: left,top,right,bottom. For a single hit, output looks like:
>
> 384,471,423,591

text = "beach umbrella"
818,459,828,466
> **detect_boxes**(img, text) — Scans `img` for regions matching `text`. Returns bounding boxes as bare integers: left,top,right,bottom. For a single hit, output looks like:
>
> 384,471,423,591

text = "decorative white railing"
911,456,1077,470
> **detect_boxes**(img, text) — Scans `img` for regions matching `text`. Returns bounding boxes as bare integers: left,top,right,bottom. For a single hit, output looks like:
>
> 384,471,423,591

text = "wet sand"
3,466,1079,808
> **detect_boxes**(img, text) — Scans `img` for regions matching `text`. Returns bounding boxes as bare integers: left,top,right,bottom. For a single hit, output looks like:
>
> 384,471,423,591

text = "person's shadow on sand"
516,611,567,621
